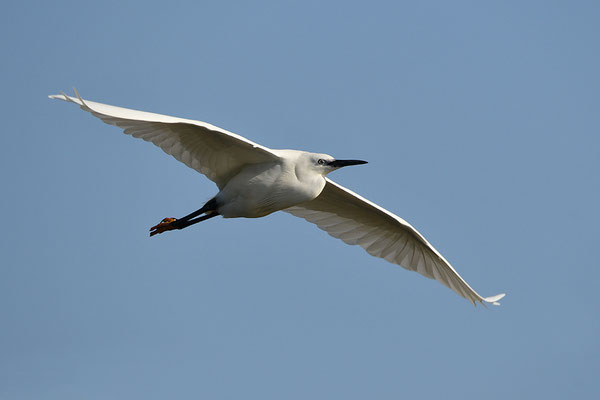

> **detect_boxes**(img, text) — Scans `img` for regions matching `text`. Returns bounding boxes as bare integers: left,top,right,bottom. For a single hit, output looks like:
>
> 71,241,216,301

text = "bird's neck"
293,167,326,200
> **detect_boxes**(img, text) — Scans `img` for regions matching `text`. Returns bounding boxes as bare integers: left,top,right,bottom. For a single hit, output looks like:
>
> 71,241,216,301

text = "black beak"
328,159,368,168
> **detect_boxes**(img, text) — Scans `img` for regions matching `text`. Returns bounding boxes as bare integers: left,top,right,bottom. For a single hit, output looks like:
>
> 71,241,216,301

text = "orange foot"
150,217,178,237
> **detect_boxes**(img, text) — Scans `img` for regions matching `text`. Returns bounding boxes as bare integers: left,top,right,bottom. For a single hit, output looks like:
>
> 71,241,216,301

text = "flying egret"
49,90,505,306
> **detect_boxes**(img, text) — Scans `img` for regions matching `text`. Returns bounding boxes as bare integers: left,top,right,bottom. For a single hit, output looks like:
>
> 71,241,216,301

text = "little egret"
50,90,505,306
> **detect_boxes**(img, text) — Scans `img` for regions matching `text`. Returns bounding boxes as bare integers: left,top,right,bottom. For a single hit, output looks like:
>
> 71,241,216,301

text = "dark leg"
149,198,219,237
175,197,218,224
172,212,218,229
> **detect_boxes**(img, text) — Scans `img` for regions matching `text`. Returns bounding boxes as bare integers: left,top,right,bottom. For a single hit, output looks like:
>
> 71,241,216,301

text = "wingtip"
483,293,506,306
48,90,87,108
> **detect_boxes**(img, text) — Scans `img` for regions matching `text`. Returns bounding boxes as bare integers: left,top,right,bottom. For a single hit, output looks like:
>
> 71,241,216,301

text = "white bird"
49,90,505,306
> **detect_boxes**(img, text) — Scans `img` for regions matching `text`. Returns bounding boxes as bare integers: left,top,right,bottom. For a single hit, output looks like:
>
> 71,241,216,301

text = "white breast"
216,160,325,218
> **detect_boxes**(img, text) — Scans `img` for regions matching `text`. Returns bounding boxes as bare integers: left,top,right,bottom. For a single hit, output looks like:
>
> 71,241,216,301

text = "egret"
49,90,505,306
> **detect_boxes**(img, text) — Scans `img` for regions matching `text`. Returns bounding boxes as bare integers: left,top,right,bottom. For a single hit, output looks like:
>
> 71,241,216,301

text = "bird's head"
306,153,368,176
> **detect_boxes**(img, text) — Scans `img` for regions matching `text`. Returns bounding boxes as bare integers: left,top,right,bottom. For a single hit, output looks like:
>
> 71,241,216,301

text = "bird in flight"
50,90,505,306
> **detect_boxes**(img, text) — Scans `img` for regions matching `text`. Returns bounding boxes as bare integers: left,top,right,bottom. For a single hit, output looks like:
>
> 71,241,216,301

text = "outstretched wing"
49,90,280,188
285,178,505,305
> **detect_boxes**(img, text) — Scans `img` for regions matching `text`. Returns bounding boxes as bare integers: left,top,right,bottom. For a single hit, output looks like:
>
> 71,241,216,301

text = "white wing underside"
49,91,280,188
286,179,505,306
50,91,504,306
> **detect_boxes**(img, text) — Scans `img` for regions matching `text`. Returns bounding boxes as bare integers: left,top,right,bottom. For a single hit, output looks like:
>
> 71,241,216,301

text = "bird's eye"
317,159,325,165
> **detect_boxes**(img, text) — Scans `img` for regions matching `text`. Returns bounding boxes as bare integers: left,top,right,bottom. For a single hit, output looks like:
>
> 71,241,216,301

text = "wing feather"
49,91,280,188
286,178,505,305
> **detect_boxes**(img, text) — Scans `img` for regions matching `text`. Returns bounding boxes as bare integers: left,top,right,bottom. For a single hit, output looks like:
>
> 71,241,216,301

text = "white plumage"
50,90,505,306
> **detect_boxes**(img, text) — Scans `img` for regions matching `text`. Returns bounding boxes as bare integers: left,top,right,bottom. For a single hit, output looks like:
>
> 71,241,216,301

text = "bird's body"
50,90,505,306
217,150,326,218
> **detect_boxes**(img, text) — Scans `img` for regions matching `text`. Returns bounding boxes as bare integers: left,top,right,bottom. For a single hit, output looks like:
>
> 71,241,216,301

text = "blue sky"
1,1,599,399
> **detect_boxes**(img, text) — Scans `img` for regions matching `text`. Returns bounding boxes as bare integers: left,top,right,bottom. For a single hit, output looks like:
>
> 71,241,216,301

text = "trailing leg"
149,198,219,237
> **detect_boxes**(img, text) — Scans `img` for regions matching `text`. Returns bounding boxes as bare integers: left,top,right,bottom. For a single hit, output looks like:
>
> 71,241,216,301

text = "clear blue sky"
1,1,598,399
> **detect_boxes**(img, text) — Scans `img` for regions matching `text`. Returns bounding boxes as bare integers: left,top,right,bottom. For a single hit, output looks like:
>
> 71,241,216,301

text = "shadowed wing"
49,91,280,188
285,178,505,305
